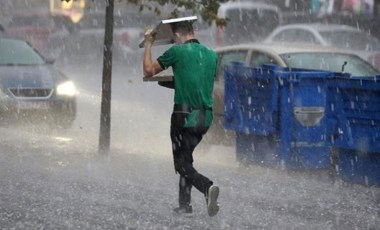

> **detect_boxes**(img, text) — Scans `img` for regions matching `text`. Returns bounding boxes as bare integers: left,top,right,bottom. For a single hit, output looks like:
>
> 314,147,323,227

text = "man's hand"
143,26,163,77
144,26,156,46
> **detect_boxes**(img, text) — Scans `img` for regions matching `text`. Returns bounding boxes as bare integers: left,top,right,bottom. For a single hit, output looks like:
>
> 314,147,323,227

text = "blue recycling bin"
326,75,380,186
224,64,334,169
224,63,279,136
336,148,380,186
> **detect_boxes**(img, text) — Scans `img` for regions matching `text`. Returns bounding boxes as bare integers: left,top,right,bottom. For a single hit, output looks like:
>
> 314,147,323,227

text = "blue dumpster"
224,64,334,169
336,149,380,186
326,75,380,186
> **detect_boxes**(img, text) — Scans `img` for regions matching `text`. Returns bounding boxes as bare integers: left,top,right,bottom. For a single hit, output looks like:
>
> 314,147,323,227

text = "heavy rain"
0,0,379,229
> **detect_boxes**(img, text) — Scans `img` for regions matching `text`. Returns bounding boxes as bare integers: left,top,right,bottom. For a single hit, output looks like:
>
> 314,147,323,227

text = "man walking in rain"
142,19,220,216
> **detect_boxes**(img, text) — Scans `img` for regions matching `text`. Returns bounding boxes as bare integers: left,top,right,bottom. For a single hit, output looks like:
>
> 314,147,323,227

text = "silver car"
0,38,77,128
264,23,380,70
204,42,379,146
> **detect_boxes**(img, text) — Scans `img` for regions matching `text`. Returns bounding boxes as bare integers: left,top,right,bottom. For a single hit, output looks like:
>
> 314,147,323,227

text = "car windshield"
320,30,380,51
280,52,379,76
0,39,45,65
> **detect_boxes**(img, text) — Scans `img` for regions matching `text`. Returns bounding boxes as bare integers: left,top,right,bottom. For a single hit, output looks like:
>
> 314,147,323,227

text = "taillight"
368,53,380,71
121,32,129,45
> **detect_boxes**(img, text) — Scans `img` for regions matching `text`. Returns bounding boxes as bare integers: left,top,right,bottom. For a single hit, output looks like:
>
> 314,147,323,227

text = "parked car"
215,1,282,47
204,42,379,146
5,12,72,59
182,1,282,49
0,38,77,128
264,23,380,70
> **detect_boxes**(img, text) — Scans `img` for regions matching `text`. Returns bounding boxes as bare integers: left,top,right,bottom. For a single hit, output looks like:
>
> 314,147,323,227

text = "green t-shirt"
157,39,217,127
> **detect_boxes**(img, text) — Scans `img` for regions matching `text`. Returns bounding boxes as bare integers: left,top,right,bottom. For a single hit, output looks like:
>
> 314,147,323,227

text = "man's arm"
143,28,163,77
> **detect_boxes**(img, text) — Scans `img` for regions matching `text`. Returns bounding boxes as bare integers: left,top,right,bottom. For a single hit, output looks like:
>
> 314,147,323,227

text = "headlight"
57,81,77,96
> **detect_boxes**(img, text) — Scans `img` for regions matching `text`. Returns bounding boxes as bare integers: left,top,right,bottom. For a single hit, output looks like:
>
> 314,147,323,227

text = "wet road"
0,55,379,229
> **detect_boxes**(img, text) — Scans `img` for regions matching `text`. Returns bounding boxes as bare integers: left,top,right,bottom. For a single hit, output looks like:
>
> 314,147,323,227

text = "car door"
213,49,248,117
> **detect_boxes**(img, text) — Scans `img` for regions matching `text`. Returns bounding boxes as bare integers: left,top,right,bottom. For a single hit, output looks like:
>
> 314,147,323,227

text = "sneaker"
206,185,220,217
173,205,193,214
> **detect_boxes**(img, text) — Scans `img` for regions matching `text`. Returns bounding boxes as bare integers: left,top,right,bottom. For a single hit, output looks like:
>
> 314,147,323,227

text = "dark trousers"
170,112,213,207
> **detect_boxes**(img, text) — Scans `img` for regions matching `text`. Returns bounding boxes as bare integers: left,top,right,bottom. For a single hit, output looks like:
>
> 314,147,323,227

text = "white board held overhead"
138,16,198,48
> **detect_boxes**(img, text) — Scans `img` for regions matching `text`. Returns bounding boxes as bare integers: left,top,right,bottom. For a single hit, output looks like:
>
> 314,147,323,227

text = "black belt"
173,104,212,113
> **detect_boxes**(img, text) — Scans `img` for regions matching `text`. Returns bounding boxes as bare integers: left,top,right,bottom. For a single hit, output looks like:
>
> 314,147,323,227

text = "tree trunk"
98,0,114,154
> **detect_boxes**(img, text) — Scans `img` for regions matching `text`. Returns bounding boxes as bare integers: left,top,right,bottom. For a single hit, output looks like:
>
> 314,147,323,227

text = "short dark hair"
170,21,194,36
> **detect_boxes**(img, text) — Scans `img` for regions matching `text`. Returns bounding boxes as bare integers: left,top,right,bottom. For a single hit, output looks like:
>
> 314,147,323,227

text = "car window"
319,31,380,51
217,50,248,80
0,39,45,65
297,30,317,43
280,52,379,76
272,29,317,44
250,52,277,67
271,30,297,42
